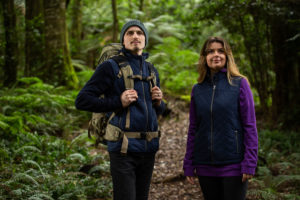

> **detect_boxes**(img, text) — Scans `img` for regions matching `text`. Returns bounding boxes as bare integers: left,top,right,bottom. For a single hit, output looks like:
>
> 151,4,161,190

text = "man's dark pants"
109,152,156,200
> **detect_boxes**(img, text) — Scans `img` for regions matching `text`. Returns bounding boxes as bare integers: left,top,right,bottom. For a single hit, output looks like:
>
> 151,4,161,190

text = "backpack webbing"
111,55,157,130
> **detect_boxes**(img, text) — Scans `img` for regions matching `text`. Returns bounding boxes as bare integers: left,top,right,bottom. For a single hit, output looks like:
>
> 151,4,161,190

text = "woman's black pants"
109,152,156,200
198,176,248,200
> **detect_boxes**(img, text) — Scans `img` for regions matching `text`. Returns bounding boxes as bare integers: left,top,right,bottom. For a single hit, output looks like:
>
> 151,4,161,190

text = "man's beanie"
120,19,149,47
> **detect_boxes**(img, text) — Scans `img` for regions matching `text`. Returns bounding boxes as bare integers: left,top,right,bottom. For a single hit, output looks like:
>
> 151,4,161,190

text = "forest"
0,0,299,199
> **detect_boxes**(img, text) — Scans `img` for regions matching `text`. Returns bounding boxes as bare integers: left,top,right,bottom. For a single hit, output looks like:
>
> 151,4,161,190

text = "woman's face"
205,42,226,72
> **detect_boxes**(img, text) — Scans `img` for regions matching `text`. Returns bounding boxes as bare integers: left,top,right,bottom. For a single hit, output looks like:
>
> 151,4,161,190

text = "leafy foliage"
248,130,300,199
149,37,198,95
0,77,112,199
0,130,112,200
0,77,89,136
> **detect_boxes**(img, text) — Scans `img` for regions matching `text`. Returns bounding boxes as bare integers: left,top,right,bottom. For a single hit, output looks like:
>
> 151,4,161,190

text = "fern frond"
23,160,45,179
88,165,102,175
10,189,24,197
273,175,300,190
0,120,10,130
57,193,75,200
17,77,43,85
28,193,54,200
15,145,41,154
23,132,41,147
247,189,278,200
12,173,39,185
68,153,86,163
28,197,43,200
70,132,89,146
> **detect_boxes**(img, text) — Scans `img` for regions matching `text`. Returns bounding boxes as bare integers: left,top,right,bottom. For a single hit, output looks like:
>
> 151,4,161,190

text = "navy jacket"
192,71,244,165
75,48,165,152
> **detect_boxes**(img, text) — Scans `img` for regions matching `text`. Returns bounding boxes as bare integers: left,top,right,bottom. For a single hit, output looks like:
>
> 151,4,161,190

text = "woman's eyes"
206,49,225,54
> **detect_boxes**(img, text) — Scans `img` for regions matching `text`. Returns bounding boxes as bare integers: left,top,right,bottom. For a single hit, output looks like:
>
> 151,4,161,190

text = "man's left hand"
151,86,163,106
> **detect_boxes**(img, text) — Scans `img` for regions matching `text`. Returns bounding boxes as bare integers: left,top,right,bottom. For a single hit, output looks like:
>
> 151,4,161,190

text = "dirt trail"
149,98,204,200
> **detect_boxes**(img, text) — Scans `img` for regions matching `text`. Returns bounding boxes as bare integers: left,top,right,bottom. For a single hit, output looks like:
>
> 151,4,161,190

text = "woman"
183,37,258,200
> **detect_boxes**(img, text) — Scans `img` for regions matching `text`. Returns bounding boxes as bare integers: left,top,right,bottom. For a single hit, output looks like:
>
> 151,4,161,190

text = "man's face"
123,26,145,55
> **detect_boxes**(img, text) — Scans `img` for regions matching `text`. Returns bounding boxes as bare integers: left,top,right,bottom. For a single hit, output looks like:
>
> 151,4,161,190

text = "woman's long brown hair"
197,36,249,85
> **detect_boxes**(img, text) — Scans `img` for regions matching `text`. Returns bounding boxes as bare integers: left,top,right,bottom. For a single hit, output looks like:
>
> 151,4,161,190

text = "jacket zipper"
210,84,216,162
140,60,148,150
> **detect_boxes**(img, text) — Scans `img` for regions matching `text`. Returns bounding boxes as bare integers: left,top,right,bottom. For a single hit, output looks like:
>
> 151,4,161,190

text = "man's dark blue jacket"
75,48,165,152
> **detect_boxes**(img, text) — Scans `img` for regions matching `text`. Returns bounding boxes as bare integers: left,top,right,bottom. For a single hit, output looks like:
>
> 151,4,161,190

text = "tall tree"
43,0,78,87
111,0,119,42
1,0,18,87
197,0,273,114
195,0,300,129
70,0,82,57
25,0,44,77
139,0,144,11
269,0,300,129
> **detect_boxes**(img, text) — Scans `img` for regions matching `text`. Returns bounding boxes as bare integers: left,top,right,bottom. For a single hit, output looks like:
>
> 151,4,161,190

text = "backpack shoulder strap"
111,55,134,90
110,55,133,130
146,61,157,90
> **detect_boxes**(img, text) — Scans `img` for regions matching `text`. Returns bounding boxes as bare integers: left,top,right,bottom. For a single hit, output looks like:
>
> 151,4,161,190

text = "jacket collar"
121,47,149,60
206,67,227,82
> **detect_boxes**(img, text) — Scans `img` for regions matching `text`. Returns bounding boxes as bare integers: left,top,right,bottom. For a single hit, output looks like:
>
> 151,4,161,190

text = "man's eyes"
127,31,144,35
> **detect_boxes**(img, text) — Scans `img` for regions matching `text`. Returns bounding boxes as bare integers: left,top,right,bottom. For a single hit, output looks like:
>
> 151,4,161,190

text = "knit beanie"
120,19,148,47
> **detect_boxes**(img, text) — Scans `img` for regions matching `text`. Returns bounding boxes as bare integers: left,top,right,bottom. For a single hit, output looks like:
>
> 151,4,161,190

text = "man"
75,19,164,200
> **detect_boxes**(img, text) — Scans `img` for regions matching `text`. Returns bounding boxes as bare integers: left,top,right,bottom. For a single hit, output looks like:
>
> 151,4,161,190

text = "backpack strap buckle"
140,132,147,140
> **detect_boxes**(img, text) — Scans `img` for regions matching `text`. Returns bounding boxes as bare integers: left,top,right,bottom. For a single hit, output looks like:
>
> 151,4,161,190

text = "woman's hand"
242,173,253,182
186,176,196,184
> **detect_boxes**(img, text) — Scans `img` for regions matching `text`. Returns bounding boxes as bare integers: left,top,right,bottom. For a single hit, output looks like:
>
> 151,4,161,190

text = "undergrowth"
247,130,300,200
0,77,112,200
0,77,299,200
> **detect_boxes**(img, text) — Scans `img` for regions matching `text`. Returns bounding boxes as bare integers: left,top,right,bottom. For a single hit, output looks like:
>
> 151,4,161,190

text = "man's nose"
132,32,139,37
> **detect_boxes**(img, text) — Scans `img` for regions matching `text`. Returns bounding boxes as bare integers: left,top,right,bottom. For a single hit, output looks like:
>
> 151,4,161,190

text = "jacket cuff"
154,100,165,115
241,165,256,175
184,167,195,177
110,95,123,110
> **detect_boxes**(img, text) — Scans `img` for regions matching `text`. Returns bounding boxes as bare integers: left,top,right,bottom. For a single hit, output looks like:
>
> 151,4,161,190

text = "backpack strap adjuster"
140,132,147,140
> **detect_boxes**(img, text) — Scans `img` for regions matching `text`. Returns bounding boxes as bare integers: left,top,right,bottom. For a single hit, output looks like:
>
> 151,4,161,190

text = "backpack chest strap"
105,123,160,154
120,131,160,154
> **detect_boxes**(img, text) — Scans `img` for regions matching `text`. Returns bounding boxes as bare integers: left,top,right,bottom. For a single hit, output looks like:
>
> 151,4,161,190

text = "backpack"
88,43,159,152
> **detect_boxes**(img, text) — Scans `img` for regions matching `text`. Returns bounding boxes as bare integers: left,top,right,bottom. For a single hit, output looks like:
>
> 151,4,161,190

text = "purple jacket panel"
183,77,258,177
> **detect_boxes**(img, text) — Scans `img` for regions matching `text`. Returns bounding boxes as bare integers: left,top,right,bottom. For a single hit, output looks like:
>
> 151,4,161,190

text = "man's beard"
132,46,142,54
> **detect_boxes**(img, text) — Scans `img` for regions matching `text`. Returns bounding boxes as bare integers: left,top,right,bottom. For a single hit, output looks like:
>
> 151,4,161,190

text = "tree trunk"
43,0,78,87
25,0,44,77
70,0,82,57
139,0,144,11
128,0,132,17
238,14,271,115
1,0,18,87
111,0,118,42
270,14,300,129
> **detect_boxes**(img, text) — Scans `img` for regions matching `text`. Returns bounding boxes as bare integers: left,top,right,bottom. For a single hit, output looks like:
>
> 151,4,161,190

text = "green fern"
273,175,300,191
70,132,91,147
12,173,39,186
15,145,41,154
23,160,45,179
68,153,86,163
28,193,54,200
247,188,278,200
